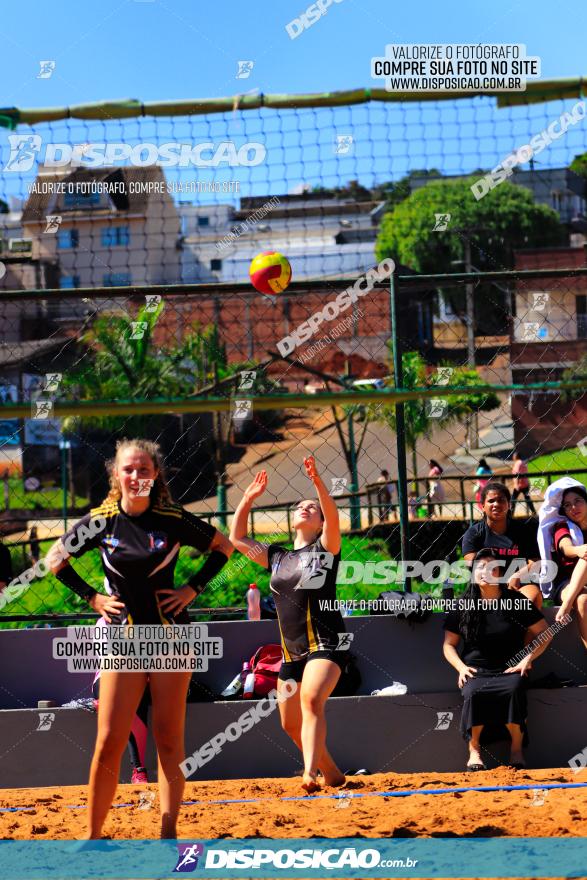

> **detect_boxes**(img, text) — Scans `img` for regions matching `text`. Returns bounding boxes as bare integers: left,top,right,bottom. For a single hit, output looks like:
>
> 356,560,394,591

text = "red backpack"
245,644,283,696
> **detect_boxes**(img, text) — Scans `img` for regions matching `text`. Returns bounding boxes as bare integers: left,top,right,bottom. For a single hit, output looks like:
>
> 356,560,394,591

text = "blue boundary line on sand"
2,780,586,813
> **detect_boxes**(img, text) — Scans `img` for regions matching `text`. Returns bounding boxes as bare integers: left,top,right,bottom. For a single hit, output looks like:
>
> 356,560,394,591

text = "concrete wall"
1,612,586,788
1,611,586,710
2,689,587,789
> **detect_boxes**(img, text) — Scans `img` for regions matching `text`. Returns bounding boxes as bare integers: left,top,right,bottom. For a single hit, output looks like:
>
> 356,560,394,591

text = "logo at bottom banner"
202,846,383,870
173,843,205,872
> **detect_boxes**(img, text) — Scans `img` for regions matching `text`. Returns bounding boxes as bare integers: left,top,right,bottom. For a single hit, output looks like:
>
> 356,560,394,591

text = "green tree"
62,304,284,509
376,178,563,271
62,301,234,435
367,351,500,489
570,153,587,180
375,178,565,335
560,353,587,403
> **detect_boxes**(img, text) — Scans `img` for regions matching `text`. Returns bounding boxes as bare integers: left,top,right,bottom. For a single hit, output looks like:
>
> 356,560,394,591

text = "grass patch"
0,533,398,629
4,476,88,510
529,447,587,488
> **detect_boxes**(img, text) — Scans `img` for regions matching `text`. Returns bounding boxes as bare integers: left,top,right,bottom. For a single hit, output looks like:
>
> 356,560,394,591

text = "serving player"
47,438,233,839
230,455,346,793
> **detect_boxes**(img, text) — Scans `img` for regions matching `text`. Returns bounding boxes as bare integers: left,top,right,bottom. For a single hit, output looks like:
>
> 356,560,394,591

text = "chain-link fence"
1,81,587,625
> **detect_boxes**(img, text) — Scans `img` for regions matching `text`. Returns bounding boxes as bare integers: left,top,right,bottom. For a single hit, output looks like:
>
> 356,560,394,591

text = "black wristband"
55,564,98,604
187,550,229,597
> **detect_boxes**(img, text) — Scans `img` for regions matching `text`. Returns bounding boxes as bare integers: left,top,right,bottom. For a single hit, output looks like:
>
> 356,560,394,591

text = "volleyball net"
1,80,587,623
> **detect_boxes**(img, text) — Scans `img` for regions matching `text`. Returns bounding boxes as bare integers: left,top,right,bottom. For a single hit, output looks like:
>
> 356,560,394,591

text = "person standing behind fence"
428,460,445,518
510,452,536,517
29,525,40,565
0,537,13,597
376,469,394,522
474,459,493,510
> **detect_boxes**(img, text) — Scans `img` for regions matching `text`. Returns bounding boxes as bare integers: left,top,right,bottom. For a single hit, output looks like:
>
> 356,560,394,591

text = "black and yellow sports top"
61,500,215,625
267,536,345,663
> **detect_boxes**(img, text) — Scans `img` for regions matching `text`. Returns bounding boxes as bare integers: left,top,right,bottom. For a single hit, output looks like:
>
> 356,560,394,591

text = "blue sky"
0,0,584,109
0,0,586,202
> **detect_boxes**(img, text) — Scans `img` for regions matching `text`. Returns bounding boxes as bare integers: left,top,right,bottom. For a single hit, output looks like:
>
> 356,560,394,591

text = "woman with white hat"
538,477,587,648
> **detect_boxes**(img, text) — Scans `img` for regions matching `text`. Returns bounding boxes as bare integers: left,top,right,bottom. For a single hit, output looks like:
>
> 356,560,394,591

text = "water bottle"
242,660,255,699
221,672,243,698
246,582,261,620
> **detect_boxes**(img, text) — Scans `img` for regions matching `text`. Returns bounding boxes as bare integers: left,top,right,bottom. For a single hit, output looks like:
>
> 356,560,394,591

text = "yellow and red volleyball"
249,251,292,295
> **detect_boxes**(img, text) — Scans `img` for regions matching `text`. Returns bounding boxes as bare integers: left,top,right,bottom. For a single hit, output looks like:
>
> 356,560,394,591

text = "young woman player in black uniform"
47,438,233,839
230,455,346,793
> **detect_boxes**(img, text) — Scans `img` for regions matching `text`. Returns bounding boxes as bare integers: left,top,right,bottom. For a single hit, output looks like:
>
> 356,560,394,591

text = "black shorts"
548,579,570,605
278,650,348,683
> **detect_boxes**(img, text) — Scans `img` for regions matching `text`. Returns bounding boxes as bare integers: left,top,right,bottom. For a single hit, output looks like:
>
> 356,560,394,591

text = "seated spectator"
443,548,550,771
462,481,542,608
540,478,587,650
537,477,587,601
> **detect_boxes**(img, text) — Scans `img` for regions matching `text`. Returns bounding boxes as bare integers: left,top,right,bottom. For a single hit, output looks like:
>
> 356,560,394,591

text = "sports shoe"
131,767,148,784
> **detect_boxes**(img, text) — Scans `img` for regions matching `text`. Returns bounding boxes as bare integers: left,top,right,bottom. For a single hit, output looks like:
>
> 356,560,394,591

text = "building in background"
409,167,587,227
510,244,587,455
21,165,182,291
179,191,386,284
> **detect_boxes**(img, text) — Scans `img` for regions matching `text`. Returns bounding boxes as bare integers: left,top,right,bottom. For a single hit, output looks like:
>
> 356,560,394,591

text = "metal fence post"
390,267,411,591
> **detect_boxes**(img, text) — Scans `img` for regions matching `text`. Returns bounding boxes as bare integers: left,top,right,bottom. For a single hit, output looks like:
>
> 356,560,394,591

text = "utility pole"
59,436,71,531
463,237,475,369
463,235,479,450
213,362,227,529
389,267,411,591
344,361,361,531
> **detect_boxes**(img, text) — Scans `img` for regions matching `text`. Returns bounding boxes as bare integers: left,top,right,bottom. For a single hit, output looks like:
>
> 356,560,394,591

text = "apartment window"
103,272,132,287
101,225,130,247
57,229,79,249
198,216,210,227
63,190,100,208
60,275,81,289
210,259,222,272
577,295,587,339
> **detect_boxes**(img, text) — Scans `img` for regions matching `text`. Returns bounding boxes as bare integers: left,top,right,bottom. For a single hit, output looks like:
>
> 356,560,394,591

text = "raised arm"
229,470,270,569
303,456,341,554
